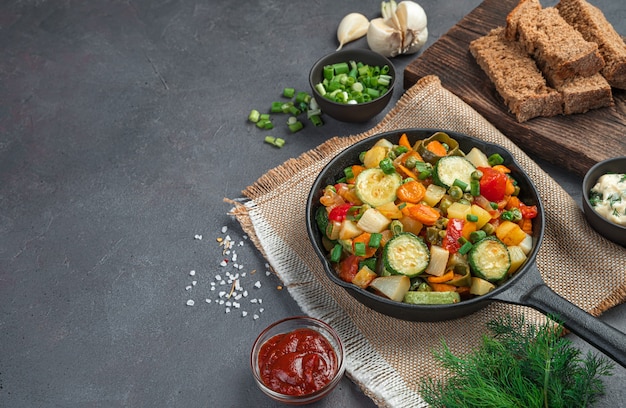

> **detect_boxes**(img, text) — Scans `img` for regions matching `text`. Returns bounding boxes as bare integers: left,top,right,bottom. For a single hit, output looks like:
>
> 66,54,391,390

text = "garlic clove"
395,1,427,36
367,17,403,57
404,26,428,54
336,13,370,51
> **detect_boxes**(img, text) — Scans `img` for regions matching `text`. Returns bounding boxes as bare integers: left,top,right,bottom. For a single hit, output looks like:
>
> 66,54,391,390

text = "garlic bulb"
367,0,428,57
336,13,370,51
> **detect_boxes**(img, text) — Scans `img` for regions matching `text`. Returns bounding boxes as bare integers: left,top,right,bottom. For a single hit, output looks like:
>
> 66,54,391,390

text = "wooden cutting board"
404,0,626,177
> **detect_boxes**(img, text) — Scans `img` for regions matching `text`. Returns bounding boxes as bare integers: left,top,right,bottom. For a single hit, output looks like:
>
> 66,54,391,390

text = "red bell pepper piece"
478,166,508,202
442,218,465,253
328,203,353,222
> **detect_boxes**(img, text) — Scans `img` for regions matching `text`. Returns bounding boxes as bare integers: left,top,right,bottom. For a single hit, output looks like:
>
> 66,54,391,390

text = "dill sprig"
420,315,614,408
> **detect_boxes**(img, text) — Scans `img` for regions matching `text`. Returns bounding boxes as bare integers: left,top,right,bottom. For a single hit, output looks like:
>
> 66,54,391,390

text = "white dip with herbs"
589,173,626,226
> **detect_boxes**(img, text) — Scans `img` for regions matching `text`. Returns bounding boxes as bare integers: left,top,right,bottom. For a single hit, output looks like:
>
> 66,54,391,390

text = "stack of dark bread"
469,0,626,122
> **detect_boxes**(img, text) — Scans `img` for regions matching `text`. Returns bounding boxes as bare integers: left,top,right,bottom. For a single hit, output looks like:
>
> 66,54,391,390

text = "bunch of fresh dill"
420,315,614,408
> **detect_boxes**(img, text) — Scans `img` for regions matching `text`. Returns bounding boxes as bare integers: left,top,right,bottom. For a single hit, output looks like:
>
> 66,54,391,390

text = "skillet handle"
492,264,626,369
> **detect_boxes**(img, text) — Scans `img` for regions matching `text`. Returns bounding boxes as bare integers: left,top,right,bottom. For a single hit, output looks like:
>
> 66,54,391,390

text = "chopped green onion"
488,153,505,166
248,109,260,123
466,214,479,222
470,230,487,243
288,121,303,133
470,180,481,196
344,166,354,180
283,87,295,98
264,136,285,148
332,62,349,75
270,102,283,113
453,178,469,191
458,241,473,255
369,233,382,248
295,91,311,104
354,242,366,256
330,243,343,262
309,114,323,127
490,202,499,209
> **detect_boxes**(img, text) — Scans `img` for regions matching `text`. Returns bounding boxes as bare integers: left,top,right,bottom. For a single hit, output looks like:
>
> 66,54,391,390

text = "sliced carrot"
429,282,457,292
397,163,418,180
492,164,511,174
400,202,415,217
398,133,412,150
427,270,454,283
407,203,441,226
397,180,426,204
352,233,377,258
426,140,448,157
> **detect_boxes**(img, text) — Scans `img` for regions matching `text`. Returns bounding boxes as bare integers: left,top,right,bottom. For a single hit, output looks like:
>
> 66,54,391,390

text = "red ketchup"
258,328,338,396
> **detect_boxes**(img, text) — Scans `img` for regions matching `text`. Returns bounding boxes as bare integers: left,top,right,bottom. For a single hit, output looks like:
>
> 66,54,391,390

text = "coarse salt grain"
242,311,248,317
185,285,192,291
254,281,261,289
186,300,195,306
190,270,196,276
221,226,227,233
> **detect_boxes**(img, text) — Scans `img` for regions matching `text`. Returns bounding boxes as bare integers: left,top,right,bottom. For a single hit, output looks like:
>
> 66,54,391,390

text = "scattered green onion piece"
466,214,479,222
288,106,301,116
248,109,260,123
379,158,395,174
274,137,285,147
470,230,487,243
263,121,273,130
458,241,473,255
488,153,505,166
453,178,469,191
369,233,382,248
354,242,366,257
330,243,343,262
270,102,283,113
309,114,323,127
288,120,303,133
283,87,295,98
264,136,276,145
470,180,481,196
471,170,483,180
295,91,311,104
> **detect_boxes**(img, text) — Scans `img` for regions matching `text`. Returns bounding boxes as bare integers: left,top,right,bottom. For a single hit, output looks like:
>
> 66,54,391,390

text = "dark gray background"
1,0,625,407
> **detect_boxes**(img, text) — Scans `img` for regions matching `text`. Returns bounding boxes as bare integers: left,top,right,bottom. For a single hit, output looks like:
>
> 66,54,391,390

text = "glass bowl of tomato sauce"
250,316,346,405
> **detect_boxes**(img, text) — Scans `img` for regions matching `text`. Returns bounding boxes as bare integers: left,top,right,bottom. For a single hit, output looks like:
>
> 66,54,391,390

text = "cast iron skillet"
306,128,626,368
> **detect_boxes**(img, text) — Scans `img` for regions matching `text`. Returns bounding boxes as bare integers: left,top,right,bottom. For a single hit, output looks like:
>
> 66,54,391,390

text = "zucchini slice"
355,168,402,207
433,156,476,190
382,232,430,278
403,290,461,304
468,237,511,282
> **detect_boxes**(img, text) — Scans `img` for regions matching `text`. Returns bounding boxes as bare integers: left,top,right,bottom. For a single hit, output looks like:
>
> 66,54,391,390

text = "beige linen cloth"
228,75,626,407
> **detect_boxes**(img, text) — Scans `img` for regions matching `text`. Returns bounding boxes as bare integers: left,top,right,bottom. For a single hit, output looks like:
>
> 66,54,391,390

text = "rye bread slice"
470,28,563,122
557,0,626,89
507,2,605,82
551,73,614,114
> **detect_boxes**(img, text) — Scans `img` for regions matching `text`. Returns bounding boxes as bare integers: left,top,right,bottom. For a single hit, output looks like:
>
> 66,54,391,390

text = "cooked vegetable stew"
315,132,538,305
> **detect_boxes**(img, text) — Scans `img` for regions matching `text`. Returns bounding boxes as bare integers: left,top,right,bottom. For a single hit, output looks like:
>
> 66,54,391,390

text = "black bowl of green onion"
309,49,395,123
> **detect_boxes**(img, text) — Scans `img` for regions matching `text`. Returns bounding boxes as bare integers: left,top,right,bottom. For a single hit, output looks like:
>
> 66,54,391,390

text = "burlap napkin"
228,75,626,407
